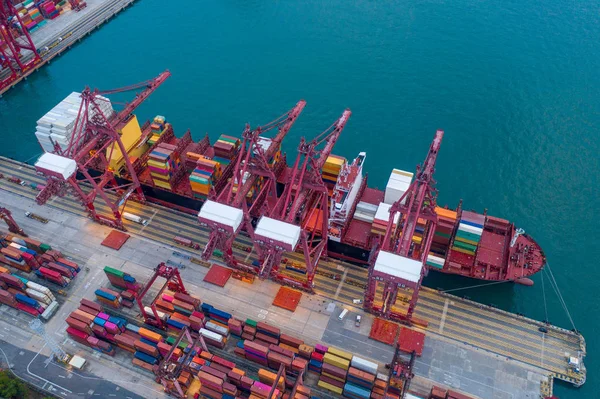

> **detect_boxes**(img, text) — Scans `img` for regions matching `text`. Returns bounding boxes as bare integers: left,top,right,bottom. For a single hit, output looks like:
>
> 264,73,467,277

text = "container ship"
31,83,546,286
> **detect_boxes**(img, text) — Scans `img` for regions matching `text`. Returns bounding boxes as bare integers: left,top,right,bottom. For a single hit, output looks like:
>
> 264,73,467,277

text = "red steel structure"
136,262,188,329
156,326,207,398
0,207,26,236
253,110,351,290
34,71,171,230
0,0,40,92
364,130,443,322
198,101,306,270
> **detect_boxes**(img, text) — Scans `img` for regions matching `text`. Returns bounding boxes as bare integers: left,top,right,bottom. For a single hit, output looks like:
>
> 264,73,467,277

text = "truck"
25,212,49,224
173,236,200,250
122,212,148,226
68,355,87,370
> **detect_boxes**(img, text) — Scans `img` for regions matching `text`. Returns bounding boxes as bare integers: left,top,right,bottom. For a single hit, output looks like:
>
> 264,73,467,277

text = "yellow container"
317,380,343,394
327,347,353,361
323,353,350,370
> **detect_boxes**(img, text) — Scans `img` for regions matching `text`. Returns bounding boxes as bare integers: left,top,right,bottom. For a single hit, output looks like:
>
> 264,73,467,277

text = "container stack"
148,143,181,190
318,347,352,394
384,169,413,205
189,158,222,200
451,211,485,257
95,287,122,308
411,217,427,248
103,266,139,307
353,201,378,224
35,267,68,286
148,116,166,145
14,1,44,33
35,92,115,153
0,267,58,320
213,134,241,168
427,207,458,269
322,155,346,198
371,203,399,237
344,356,378,399
253,137,281,167
38,1,59,19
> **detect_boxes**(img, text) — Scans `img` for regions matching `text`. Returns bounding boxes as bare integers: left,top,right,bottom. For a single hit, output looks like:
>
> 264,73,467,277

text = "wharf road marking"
417,303,571,361
333,267,349,300
420,289,581,345
417,307,567,372
438,298,449,334
419,293,581,354
139,209,157,235
26,344,73,394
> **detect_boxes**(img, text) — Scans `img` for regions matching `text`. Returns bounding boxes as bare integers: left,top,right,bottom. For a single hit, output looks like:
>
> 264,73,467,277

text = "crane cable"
541,268,549,323
439,279,513,293
544,261,577,331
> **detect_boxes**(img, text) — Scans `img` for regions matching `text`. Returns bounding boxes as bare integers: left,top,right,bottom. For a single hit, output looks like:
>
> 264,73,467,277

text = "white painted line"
438,298,449,334
26,344,73,393
333,268,349,300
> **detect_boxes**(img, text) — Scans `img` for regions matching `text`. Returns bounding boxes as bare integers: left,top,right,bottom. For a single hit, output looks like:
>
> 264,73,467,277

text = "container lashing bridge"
364,130,443,323
252,109,351,291
197,101,306,271
0,0,41,92
33,71,171,230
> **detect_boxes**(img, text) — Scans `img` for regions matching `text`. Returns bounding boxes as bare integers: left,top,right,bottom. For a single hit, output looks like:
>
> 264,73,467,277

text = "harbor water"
0,0,598,396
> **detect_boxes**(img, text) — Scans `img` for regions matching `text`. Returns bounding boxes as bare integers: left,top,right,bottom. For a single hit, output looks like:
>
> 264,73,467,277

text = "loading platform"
0,156,586,394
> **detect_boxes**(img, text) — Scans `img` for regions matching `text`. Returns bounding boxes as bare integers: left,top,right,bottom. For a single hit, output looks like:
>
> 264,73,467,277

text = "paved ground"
0,182,567,398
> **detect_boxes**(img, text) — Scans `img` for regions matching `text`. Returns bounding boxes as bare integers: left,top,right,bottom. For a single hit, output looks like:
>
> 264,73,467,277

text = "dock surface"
0,0,138,97
0,156,586,398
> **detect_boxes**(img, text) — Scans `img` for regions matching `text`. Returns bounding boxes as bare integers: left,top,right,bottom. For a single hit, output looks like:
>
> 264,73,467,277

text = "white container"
351,356,378,375
338,308,349,320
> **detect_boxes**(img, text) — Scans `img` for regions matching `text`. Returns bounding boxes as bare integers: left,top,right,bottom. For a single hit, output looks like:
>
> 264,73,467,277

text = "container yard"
0,160,586,399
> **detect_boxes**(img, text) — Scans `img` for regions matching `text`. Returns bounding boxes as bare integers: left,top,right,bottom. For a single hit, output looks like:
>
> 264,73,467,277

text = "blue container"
134,351,158,365
140,337,158,347
109,316,126,327
460,219,484,229
94,317,106,327
167,318,185,329
210,308,231,320
123,275,135,283
95,289,116,301
201,303,213,313
15,293,37,307
126,323,140,333
252,260,260,267
15,276,29,285
236,340,244,349
343,383,371,399
309,359,323,368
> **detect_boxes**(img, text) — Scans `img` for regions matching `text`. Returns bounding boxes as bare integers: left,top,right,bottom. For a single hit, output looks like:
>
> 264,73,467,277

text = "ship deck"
0,156,586,397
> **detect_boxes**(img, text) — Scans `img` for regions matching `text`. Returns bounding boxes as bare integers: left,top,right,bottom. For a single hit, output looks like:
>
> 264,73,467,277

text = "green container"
426,261,444,269
245,318,257,328
435,232,451,239
104,266,124,278
213,249,223,257
455,229,481,242
39,243,51,253
166,336,187,349
219,136,238,145
453,240,477,251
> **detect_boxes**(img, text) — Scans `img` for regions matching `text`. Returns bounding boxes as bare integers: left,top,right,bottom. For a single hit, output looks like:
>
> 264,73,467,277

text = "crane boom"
232,100,306,206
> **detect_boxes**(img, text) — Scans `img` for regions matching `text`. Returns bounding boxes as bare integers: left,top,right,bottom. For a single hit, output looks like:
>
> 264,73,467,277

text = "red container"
38,267,61,279
66,326,88,339
80,298,102,312
201,366,227,381
47,262,74,279
280,334,303,348
256,322,280,337
79,305,100,316
134,340,159,357
66,317,92,335
17,303,38,316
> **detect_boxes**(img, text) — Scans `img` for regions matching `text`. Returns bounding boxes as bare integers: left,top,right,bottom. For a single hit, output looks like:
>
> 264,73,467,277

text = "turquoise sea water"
0,1,599,396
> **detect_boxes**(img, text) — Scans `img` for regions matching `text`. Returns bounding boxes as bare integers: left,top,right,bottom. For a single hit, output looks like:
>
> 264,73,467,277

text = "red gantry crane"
0,0,40,93
197,101,306,270
0,207,26,237
364,130,443,322
34,71,171,230
252,109,351,290
136,262,188,329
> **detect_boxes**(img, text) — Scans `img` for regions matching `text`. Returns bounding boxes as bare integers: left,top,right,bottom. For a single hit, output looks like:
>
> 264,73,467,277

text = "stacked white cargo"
353,201,378,223
26,281,56,301
384,169,413,205
35,92,115,153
